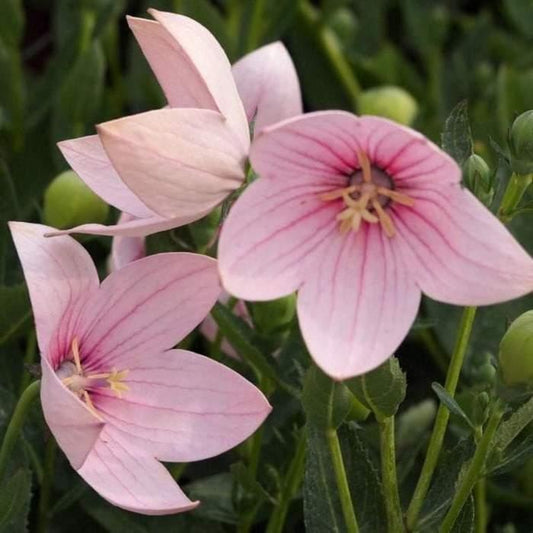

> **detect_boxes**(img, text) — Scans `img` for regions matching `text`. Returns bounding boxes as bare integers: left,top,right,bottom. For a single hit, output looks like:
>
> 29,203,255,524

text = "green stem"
37,437,57,533
297,0,360,110
440,404,504,533
326,427,360,533
498,172,533,222
245,0,267,52
406,306,477,530
0,380,40,482
266,430,306,533
379,417,405,533
474,477,488,533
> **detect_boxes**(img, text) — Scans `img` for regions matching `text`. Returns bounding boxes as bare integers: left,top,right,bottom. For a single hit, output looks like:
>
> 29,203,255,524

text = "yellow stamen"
377,187,415,206
372,199,396,237
82,390,103,421
71,337,82,374
106,368,130,398
358,151,372,183
320,185,357,201
320,151,414,238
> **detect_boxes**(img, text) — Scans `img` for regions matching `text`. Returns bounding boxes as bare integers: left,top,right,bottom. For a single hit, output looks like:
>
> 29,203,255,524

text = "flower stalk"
406,306,477,529
326,427,360,533
0,380,41,482
266,430,306,533
379,416,405,533
439,402,504,533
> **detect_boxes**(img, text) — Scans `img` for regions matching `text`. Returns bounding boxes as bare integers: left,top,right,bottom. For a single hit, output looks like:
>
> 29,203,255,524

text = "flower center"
57,337,129,419
320,151,414,237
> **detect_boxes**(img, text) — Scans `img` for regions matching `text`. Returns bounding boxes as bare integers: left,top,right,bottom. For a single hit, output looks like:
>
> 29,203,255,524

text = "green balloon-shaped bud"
509,110,533,174
462,154,493,206
358,86,419,126
250,294,297,334
499,311,533,386
44,170,109,229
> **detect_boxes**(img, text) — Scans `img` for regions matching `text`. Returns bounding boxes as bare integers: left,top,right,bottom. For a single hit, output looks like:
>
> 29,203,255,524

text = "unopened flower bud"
499,311,533,386
44,170,109,229
250,294,297,334
509,110,533,174
358,86,418,126
462,154,493,206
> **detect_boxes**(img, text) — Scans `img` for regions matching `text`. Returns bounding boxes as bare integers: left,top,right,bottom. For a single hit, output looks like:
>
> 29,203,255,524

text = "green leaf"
492,396,533,452
451,494,474,533
431,382,476,431
0,0,24,48
487,431,533,475
416,439,475,531
52,39,105,143
302,366,352,430
441,100,473,166
0,467,32,532
0,284,31,345
209,302,278,387
185,473,237,525
0,41,25,142
303,423,386,533
346,357,406,420
504,0,533,38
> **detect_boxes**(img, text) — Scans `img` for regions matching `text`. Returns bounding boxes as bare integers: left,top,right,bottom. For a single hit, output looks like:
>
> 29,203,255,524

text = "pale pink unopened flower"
218,112,533,380
54,10,302,239
10,222,270,514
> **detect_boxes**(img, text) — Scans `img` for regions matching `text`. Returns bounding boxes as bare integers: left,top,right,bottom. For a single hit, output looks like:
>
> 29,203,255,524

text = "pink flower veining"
218,111,533,379
10,222,270,514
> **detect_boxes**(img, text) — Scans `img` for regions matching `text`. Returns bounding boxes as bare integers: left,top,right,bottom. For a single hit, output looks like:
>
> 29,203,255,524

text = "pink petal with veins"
232,42,302,135
391,185,533,305
78,426,198,515
58,135,155,219
47,211,200,239
97,108,246,219
41,358,103,469
128,10,249,148
109,213,146,271
8,222,99,357
76,253,221,372
297,224,421,379
218,177,340,300
91,349,271,462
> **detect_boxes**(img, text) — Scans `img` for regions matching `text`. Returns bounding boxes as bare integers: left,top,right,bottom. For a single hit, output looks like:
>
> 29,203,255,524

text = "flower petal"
128,10,249,149
354,116,461,187
232,42,302,135
297,224,421,380
250,112,460,188
41,358,103,469
97,108,246,219
91,349,271,462
251,111,359,182
48,212,198,239
218,177,339,300
109,213,146,271
9,222,99,357
78,426,197,515
77,253,221,372
392,184,533,305
58,135,155,218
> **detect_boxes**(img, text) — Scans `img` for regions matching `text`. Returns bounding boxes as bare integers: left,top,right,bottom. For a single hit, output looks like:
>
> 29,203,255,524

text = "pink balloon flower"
218,112,533,380
53,9,302,239
10,222,271,514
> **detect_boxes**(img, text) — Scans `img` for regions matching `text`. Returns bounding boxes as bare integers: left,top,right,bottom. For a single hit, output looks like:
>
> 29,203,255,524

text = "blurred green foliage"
2,0,533,531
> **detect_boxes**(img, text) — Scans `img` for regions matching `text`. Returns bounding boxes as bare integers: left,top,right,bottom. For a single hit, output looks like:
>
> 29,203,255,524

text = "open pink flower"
218,112,533,380
53,10,301,239
10,222,270,514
